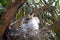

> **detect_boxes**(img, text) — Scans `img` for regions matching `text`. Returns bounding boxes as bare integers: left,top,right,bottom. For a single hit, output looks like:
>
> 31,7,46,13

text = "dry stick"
34,2,53,15
48,20,60,30
36,20,60,36
10,2,53,26
0,0,27,38
42,20,60,31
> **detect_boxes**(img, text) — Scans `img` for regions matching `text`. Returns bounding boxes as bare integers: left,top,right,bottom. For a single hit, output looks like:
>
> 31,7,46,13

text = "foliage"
16,0,60,40
0,0,10,18
0,0,10,27
0,0,60,40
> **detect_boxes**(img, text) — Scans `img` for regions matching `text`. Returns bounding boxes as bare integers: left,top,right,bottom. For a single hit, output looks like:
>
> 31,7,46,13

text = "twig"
10,2,53,26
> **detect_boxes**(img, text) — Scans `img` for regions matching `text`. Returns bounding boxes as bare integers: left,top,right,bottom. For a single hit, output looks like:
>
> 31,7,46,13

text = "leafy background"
0,0,60,40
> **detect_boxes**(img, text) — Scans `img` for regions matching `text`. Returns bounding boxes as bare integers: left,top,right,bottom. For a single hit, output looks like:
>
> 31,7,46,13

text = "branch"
33,2,53,15
10,2,53,26
43,20,60,31
0,0,27,37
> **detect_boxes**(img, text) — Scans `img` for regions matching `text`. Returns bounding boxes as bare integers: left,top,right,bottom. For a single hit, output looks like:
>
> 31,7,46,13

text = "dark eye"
25,18,30,20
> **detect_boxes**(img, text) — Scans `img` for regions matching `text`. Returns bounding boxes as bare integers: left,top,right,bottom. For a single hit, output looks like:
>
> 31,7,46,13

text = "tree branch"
0,0,27,38
10,2,53,26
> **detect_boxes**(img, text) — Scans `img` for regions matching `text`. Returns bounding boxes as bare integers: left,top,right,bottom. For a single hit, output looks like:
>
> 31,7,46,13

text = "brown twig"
10,2,53,26
0,0,27,38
